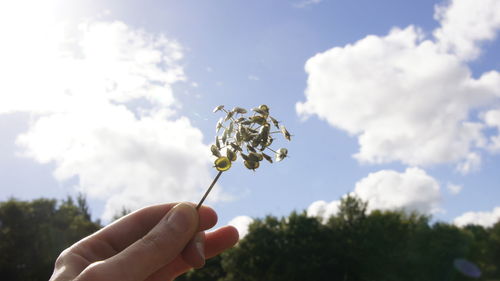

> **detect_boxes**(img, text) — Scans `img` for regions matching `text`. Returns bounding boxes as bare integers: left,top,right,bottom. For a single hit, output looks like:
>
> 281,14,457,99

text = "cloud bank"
0,13,225,220
296,0,500,172
454,207,500,227
354,168,441,214
308,168,442,222
306,200,340,223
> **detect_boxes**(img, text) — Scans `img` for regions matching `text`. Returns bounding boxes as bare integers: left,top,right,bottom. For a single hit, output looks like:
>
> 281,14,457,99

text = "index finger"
74,203,217,262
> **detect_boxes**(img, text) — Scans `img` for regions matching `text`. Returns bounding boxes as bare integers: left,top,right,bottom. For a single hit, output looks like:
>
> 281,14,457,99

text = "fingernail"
166,203,194,234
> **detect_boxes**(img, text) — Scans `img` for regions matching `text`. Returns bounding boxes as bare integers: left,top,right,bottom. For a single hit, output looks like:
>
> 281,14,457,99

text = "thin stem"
196,170,223,210
266,147,278,154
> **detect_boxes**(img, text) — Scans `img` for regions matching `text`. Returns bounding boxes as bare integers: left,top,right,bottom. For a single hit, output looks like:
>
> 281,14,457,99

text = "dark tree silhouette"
1,195,498,281
0,196,101,281
182,195,500,281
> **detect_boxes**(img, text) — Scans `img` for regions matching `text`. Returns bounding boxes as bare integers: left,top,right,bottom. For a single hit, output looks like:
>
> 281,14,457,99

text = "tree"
0,196,101,281
180,195,500,281
220,212,337,281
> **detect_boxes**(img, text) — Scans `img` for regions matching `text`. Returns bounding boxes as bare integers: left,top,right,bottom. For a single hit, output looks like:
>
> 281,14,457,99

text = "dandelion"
196,104,292,209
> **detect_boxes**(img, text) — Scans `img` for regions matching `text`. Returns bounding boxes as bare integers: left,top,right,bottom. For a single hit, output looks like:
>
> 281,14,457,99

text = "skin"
49,202,239,281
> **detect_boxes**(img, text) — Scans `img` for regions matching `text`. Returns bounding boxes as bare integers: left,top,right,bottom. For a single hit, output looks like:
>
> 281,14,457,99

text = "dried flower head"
196,104,292,209
211,104,291,171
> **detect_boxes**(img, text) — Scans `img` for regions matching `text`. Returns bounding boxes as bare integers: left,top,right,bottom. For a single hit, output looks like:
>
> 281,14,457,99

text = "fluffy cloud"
306,200,340,223
296,0,500,171
228,216,254,239
16,109,217,220
354,167,441,214
434,0,500,60
483,108,500,152
0,11,226,220
454,207,500,227
307,167,441,222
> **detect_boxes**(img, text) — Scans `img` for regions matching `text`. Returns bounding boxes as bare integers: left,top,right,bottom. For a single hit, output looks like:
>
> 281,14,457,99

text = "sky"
1,0,500,237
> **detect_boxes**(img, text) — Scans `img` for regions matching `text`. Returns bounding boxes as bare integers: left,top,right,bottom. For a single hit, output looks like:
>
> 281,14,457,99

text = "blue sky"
1,0,500,235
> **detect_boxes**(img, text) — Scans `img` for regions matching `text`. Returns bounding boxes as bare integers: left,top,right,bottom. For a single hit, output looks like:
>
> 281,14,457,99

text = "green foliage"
183,195,500,281
220,212,337,281
1,195,498,281
0,195,101,281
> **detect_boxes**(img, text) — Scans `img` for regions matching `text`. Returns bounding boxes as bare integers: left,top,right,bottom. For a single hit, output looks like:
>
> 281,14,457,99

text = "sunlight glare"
0,0,69,114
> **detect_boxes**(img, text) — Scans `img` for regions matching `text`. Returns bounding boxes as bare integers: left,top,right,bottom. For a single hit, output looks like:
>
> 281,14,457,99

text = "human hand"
49,203,239,281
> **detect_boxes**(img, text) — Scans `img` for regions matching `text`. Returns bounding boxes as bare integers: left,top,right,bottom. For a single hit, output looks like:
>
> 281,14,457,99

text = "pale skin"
50,203,239,281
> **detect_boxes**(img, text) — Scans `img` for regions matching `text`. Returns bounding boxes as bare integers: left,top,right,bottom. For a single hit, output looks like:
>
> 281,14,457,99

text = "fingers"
145,226,239,281
76,203,200,281
73,203,217,263
181,232,206,269
204,226,239,258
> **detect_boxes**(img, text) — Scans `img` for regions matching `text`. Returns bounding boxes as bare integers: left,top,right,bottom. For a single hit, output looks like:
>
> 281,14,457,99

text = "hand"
50,202,239,281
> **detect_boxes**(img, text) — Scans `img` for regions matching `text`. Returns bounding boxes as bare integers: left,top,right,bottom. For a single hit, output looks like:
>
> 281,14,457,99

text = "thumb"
78,203,199,281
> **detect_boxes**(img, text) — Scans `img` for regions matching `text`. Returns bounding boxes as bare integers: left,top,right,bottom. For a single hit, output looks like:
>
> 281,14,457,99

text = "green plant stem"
196,170,223,210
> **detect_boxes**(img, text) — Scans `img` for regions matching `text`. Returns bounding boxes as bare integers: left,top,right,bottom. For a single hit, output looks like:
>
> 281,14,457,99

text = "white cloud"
456,152,482,174
454,207,500,227
433,0,500,60
16,109,218,220
307,167,441,221
296,0,500,171
306,200,340,223
483,108,500,152
0,11,227,220
228,215,254,239
354,168,441,214
446,183,463,195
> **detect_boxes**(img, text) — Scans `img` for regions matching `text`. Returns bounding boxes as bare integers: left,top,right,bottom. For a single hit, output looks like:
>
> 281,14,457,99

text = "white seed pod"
226,149,237,161
216,117,224,133
258,104,269,114
228,121,234,135
280,125,291,141
215,136,221,149
275,148,288,162
225,111,234,122
269,116,280,129
211,145,221,157
232,107,248,114
213,105,225,113
221,129,228,144
259,123,270,142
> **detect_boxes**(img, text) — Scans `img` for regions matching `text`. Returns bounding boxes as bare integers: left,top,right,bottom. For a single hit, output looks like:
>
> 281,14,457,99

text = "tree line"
0,195,101,281
179,196,500,281
1,195,498,281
